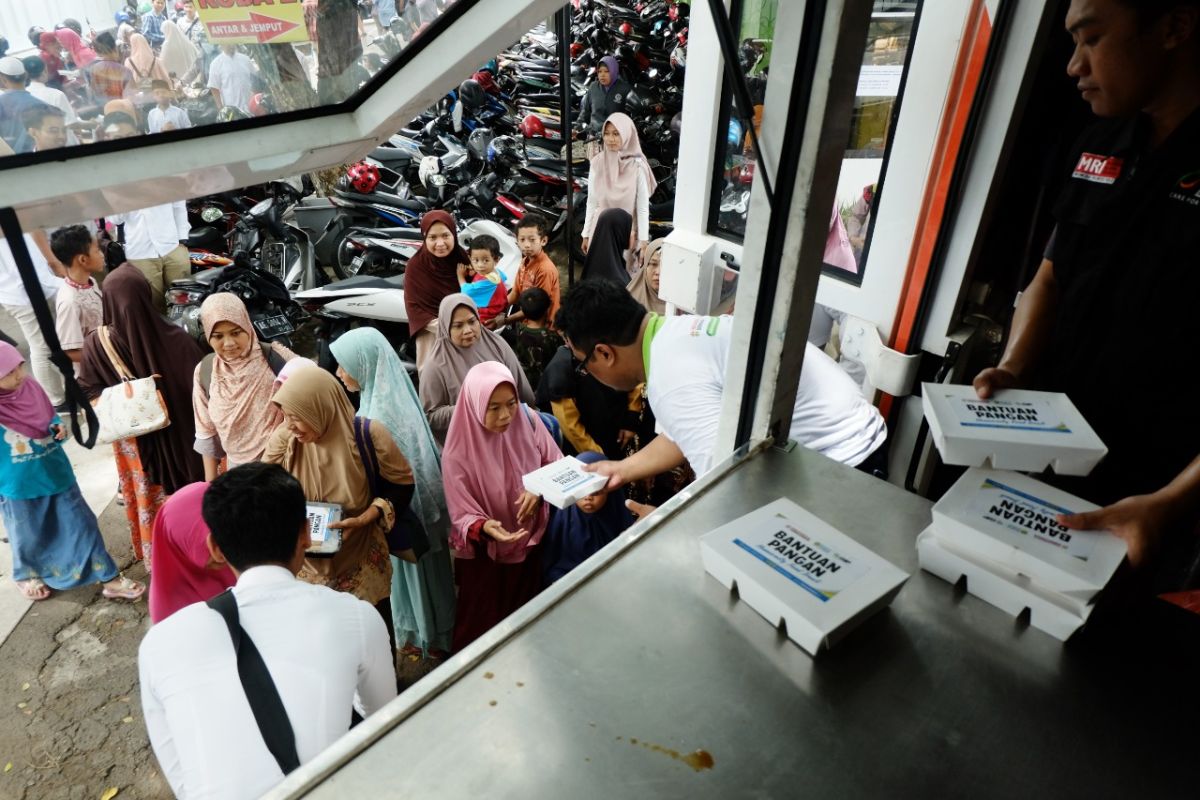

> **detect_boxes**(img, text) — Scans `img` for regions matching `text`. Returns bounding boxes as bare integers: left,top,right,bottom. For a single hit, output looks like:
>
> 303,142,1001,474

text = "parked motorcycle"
166,255,309,348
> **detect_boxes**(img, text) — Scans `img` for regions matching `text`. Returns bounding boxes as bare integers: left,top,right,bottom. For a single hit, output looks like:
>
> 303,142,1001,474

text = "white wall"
0,1,120,52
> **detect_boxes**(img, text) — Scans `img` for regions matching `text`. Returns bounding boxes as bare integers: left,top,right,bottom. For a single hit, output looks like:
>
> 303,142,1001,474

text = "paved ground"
0,503,166,800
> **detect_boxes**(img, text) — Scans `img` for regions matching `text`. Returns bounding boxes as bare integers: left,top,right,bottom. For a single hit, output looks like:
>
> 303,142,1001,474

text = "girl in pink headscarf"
148,482,235,622
0,343,144,602
581,112,658,266
56,29,97,68
441,361,562,650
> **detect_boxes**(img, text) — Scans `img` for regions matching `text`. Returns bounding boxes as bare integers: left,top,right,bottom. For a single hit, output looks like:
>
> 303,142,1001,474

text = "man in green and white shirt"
556,281,887,485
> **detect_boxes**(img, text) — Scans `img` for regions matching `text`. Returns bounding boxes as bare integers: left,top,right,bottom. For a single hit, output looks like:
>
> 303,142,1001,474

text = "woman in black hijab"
79,264,206,496
581,208,635,285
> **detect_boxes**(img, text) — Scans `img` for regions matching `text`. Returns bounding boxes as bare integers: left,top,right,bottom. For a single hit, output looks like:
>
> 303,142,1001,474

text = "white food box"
522,456,608,509
305,502,343,556
916,526,1094,641
699,498,909,656
932,469,1127,601
921,383,1107,475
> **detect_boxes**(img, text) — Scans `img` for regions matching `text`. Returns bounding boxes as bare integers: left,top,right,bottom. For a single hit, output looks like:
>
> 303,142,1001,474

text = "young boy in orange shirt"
502,212,561,328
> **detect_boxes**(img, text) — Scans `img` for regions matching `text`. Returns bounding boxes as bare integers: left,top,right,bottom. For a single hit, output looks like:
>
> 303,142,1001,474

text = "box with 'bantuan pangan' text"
921,384,1107,475
700,498,909,656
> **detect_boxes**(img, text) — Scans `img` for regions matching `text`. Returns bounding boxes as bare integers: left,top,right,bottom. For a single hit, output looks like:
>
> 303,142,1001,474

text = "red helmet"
346,161,380,194
570,42,584,58
248,92,270,117
520,114,546,139
619,22,633,36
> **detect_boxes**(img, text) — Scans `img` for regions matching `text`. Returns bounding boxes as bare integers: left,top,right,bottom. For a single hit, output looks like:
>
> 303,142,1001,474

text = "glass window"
0,0,463,162
709,0,777,239
825,3,921,284
710,0,923,289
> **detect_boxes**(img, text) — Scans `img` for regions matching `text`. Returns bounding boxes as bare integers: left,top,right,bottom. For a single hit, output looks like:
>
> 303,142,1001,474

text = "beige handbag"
92,326,171,445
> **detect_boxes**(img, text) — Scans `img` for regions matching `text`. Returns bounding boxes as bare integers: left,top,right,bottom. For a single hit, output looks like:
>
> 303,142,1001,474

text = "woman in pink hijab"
581,112,658,266
148,482,235,623
56,29,97,68
442,361,562,650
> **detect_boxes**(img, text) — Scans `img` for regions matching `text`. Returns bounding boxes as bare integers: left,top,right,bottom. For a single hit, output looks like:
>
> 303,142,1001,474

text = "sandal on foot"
102,575,145,601
16,579,50,601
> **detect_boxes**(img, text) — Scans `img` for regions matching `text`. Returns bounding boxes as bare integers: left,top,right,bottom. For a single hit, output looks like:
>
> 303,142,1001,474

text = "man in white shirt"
139,463,397,800
0,234,66,407
207,44,258,115
146,80,192,134
21,56,83,146
555,280,889,482
113,199,190,313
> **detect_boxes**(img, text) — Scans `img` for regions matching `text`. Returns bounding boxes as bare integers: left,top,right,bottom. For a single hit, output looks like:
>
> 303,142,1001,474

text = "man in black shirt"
975,0,1200,576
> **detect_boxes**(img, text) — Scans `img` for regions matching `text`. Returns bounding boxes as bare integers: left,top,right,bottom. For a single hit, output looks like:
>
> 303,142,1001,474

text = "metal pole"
557,3,576,286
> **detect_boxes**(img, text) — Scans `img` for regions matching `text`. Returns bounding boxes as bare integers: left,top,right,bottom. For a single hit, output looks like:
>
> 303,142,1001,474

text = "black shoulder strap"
0,209,99,448
198,352,215,398
353,416,381,497
206,590,301,776
264,343,286,375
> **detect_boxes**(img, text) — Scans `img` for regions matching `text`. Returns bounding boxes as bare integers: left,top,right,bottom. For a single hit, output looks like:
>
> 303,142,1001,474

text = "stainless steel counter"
276,445,1198,799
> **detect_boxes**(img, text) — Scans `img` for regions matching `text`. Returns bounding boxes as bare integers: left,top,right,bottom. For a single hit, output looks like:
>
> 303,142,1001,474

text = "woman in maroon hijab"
403,210,470,368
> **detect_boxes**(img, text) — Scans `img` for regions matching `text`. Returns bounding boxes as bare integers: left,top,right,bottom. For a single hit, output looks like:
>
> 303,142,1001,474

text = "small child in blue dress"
0,342,144,602
457,234,509,328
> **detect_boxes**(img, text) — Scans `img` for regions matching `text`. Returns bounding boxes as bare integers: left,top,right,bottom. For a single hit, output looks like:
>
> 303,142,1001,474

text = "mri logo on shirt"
1071,152,1123,184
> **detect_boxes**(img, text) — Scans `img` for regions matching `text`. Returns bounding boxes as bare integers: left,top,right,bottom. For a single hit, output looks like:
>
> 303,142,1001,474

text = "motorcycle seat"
369,147,414,165
324,273,406,291
361,190,429,211
352,226,424,240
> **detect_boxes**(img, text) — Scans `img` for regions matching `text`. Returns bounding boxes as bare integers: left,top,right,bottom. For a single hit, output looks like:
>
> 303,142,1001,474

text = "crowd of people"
0,0,448,157
0,107,890,797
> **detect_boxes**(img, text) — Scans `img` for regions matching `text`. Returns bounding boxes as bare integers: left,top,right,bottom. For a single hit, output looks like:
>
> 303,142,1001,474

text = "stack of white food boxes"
919,384,1126,640
523,456,609,509
700,498,909,656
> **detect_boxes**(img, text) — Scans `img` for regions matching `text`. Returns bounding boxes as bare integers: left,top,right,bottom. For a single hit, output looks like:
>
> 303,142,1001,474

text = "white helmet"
418,155,442,188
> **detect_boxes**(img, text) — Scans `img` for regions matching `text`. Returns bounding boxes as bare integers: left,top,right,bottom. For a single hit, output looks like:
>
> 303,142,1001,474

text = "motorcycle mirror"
200,206,224,223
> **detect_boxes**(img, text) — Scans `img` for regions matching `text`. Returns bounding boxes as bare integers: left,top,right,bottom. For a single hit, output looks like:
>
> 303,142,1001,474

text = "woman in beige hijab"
264,367,415,640
418,293,534,444
626,238,666,315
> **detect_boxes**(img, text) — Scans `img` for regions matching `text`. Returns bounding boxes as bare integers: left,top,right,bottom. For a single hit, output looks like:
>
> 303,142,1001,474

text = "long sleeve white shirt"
582,168,650,242
114,201,189,259
0,234,60,306
138,566,397,800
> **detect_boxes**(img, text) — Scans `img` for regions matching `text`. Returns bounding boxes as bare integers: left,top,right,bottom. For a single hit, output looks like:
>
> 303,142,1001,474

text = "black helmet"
56,19,83,36
487,134,520,164
670,112,683,137
458,79,486,113
467,127,495,161
28,25,45,47
624,87,650,116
